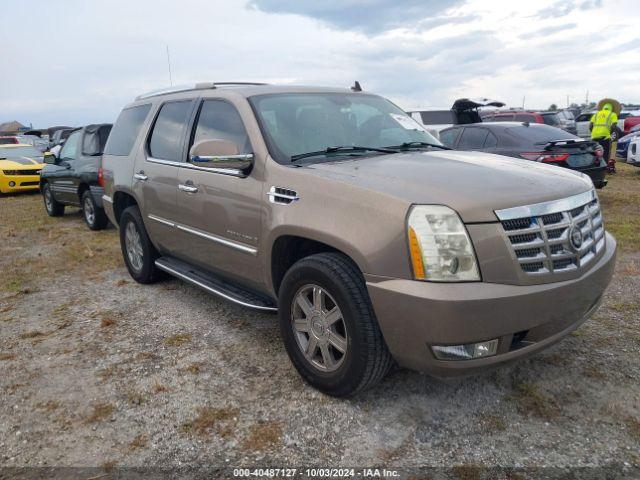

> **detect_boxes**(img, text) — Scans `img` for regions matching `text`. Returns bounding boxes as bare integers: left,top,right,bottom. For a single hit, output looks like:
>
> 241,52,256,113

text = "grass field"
1,163,639,471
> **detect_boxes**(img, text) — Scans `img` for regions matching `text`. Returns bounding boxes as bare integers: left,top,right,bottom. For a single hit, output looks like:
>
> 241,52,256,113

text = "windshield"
0,145,43,158
249,93,442,164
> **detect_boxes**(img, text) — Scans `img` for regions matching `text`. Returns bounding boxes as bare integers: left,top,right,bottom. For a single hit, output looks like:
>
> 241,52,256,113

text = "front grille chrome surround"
495,190,605,276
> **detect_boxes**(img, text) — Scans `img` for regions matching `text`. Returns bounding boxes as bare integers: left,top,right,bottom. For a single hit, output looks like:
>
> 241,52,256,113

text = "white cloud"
0,0,638,127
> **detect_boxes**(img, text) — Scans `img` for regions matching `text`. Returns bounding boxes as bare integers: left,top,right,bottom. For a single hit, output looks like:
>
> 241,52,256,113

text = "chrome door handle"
178,183,198,193
133,172,148,181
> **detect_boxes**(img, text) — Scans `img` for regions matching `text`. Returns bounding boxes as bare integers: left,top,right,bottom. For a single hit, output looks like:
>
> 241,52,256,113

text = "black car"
439,122,607,188
40,124,113,229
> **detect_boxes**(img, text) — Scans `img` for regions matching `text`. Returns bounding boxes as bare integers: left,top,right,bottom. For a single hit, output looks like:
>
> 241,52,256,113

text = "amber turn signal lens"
408,226,426,280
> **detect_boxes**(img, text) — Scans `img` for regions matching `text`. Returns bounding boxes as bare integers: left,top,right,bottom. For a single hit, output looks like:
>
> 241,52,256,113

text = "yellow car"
0,144,45,194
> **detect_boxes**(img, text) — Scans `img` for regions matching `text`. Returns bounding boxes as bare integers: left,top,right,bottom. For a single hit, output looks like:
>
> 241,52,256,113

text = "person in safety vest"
590,103,618,173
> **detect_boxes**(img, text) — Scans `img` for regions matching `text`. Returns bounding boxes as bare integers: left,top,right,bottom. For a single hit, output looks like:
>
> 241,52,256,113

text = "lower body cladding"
365,232,616,377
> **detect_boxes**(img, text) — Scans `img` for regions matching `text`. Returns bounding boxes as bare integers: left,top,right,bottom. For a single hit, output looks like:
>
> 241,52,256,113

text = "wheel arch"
112,191,139,225
269,232,367,297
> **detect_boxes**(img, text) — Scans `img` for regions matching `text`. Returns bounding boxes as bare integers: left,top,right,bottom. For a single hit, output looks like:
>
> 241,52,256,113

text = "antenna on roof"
166,45,173,86
351,81,362,92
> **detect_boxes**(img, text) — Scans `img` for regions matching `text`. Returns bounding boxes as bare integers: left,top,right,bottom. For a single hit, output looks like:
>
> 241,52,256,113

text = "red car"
0,136,20,145
624,115,640,135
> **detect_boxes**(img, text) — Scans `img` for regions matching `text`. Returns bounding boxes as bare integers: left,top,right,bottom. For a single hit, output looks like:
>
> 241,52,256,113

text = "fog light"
432,339,499,360
8,181,16,187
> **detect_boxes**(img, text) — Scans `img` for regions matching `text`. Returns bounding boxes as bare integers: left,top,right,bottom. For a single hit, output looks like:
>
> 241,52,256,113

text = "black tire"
81,190,109,231
119,205,160,284
42,182,65,217
278,252,393,397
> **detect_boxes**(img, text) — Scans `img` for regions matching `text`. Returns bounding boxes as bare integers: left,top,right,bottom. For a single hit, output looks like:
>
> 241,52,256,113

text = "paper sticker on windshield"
389,113,427,131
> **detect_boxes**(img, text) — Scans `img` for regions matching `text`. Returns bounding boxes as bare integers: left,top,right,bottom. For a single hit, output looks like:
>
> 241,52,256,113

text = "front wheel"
119,206,160,284
42,182,64,217
82,190,108,230
278,253,393,397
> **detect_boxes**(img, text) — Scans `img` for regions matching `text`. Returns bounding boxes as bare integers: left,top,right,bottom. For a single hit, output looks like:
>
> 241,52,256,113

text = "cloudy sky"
1,0,639,127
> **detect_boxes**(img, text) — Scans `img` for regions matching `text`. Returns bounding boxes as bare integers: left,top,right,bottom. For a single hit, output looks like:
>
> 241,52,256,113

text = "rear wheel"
119,205,160,284
278,252,393,397
42,182,64,217
81,190,108,230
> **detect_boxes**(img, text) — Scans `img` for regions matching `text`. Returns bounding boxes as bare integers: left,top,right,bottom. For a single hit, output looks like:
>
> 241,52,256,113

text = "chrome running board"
155,256,277,312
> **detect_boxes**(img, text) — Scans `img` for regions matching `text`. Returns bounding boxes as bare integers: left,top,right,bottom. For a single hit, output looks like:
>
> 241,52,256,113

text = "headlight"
407,205,480,282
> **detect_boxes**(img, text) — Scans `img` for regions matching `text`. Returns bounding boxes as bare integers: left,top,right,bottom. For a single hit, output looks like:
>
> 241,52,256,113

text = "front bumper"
0,173,41,193
366,232,616,377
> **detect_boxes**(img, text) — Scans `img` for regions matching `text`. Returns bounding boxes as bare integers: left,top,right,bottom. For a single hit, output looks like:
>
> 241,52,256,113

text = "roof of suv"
134,82,357,102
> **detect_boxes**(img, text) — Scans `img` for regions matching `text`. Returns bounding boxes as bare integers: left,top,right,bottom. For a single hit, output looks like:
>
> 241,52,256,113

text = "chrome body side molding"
147,214,257,255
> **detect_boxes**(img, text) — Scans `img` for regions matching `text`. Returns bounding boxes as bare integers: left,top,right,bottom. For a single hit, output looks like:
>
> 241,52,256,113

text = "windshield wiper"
385,141,451,151
290,145,398,162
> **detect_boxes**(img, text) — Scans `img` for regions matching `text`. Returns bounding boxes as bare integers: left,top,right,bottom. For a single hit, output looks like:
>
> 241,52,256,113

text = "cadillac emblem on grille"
569,224,583,251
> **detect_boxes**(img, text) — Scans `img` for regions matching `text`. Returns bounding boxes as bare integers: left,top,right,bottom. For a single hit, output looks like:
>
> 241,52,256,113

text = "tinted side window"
191,100,251,153
457,128,488,149
542,114,560,126
439,128,461,147
484,131,498,148
575,113,592,122
104,104,151,156
148,101,193,161
59,130,82,160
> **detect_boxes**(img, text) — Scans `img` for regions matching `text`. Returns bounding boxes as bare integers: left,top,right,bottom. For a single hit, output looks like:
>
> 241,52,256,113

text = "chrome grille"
495,190,605,276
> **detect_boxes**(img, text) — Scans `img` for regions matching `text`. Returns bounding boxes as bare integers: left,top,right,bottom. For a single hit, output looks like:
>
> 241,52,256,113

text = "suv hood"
307,150,593,223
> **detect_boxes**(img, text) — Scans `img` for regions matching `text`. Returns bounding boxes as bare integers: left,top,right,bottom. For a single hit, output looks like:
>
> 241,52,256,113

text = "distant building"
0,121,27,134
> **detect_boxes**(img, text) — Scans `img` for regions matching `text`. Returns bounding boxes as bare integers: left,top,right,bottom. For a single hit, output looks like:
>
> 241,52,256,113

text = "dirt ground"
1,164,639,478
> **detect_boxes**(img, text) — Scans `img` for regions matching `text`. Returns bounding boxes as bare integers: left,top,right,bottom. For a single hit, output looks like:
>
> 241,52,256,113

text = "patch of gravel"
1,242,639,471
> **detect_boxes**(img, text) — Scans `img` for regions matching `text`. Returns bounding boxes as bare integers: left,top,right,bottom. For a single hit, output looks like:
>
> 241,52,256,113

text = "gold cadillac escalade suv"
101,82,616,396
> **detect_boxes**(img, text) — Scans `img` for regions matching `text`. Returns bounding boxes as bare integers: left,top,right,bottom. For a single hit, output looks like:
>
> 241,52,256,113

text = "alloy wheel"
291,284,348,372
124,221,144,273
83,196,95,225
44,187,53,212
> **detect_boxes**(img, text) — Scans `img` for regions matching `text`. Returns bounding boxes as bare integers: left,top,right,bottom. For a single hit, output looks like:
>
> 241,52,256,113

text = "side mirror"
43,152,57,164
189,139,253,176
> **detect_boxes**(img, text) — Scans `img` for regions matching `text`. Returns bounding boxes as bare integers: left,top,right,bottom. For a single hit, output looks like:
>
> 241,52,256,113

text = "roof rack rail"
135,82,269,101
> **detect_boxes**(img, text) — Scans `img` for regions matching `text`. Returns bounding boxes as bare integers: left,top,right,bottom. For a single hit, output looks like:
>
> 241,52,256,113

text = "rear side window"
191,100,251,153
484,131,498,148
148,101,193,161
457,128,488,149
105,104,151,156
439,128,461,147
419,110,455,125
